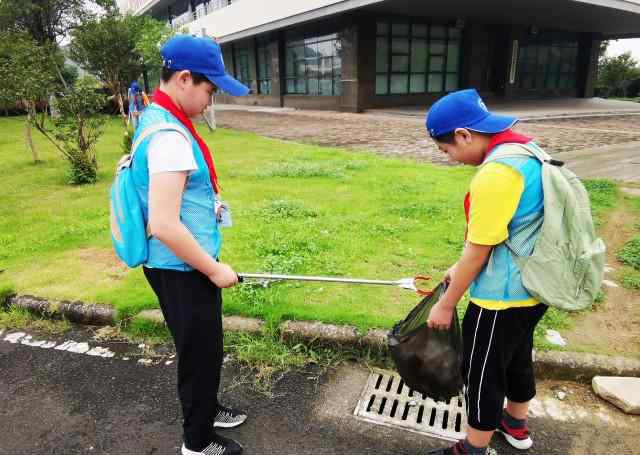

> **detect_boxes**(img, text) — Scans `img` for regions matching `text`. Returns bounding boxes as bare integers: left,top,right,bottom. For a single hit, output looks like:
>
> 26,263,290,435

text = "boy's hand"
208,262,238,288
443,263,457,284
427,301,454,330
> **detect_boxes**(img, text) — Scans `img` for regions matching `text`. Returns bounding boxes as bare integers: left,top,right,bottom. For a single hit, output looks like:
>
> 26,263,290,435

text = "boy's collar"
483,130,532,161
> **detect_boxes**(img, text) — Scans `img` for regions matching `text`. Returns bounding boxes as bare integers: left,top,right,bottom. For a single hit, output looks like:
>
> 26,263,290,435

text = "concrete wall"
189,0,351,40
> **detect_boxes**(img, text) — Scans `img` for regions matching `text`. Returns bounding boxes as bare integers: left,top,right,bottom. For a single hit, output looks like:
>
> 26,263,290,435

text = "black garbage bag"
387,282,464,402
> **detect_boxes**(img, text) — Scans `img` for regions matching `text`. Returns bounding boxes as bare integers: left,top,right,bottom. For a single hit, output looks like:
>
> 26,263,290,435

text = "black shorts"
462,302,547,431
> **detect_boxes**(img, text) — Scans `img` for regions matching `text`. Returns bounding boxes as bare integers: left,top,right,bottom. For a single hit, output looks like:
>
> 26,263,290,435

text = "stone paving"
215,108,640,168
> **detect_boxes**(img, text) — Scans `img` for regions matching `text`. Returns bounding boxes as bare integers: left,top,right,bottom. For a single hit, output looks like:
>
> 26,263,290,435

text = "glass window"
392,55,409,72
445,73,459,92
446,42,460,72
392,38,410,54
256,36,272,95
410,73,426,93
448,27,462,40
390,74,408,94
376,37,389,73
516,30,578,91
392,23,409,36
411,40,427,72
233,43,252,91
375,21,462,95
428,74,443,92
412,24,427,37
284,32,341,96
429,56,445,72
430,40,446,55
376,74,388,95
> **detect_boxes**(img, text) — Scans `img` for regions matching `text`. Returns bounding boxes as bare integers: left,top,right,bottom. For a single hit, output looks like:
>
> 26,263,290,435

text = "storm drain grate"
354,370,467,442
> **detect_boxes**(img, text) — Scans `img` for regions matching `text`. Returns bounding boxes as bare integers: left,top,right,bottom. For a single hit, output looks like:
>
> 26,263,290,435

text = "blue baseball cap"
425,89,517,138
161,35,249,96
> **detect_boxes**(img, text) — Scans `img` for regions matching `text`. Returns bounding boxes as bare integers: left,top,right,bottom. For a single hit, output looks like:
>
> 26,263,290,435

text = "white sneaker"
181,435,243,455
214,405,248,428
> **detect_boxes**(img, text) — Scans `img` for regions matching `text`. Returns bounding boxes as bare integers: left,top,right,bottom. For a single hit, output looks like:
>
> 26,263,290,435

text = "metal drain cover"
354,370,467,442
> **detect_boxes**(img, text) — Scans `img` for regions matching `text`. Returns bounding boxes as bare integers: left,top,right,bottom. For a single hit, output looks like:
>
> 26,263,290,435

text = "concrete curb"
6,294,115,326
5,294,639,383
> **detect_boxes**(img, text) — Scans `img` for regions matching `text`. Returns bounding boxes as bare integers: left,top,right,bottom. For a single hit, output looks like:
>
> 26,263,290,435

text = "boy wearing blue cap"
127,80,146,129
424,89,547,455
132,35,249,455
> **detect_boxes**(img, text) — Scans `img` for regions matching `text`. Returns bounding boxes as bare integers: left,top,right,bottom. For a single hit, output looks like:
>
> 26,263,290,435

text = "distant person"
131,35,249,455
424,89,547,455
127,80,147,129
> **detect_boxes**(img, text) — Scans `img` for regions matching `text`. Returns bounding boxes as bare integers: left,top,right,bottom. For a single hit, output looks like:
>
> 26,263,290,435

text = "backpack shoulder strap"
484,142,560,167
117,123,191,172
131,122,191,155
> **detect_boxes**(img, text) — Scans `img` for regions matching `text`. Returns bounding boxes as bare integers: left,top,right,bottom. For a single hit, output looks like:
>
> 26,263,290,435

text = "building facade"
119,0,640,111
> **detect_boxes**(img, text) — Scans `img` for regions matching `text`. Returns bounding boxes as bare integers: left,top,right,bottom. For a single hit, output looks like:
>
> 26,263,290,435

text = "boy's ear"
453,128,473,145
175,70,192,86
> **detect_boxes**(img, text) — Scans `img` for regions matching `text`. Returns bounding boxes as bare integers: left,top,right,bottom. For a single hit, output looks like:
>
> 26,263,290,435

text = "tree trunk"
116,91,127,127
25,110,40,164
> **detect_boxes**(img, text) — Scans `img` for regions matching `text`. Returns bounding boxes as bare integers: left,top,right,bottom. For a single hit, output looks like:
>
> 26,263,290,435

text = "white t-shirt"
147,131,197,176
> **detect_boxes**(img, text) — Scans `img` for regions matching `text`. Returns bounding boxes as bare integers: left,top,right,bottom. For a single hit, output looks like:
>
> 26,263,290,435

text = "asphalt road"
1,326,638,455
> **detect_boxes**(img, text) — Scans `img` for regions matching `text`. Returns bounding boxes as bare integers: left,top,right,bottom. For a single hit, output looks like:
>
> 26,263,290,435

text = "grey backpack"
484,142,605,311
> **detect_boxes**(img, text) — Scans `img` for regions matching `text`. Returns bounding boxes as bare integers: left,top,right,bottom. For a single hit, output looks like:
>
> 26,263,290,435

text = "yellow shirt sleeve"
467,162,525,245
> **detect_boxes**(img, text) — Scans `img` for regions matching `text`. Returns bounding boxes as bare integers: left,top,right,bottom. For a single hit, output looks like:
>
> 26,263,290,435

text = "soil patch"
74,247,128,281
563,204,640,357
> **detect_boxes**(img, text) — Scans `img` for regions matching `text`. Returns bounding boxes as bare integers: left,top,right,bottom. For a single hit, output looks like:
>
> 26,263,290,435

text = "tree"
0,31,106,182
135,16,176,90
0,32,58,163
597,52,640,97
0,0,114,45
70,13,144,126
47,76,107,184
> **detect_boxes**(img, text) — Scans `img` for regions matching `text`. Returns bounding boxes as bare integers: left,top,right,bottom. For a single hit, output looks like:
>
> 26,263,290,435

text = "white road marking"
4,332,26,343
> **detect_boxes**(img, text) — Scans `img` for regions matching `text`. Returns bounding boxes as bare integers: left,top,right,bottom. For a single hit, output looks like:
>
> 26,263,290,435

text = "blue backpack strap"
116,123,191,172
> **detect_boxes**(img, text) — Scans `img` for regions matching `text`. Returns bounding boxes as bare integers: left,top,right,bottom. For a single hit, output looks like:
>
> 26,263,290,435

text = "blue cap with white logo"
161,35,249,96
425,89,517,138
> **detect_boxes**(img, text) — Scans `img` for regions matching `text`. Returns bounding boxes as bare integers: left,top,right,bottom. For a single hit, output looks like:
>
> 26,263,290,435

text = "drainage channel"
354,370,467,442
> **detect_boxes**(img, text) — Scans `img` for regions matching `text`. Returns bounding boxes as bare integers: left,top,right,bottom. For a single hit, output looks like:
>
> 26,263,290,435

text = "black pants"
462,302,547,432
144,267,224,450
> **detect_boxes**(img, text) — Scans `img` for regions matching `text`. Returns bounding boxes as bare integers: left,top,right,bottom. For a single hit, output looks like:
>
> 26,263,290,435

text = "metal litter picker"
237,273,433,296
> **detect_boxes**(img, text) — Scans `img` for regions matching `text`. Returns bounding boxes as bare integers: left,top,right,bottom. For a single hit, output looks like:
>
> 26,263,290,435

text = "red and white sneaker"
497,418,533,450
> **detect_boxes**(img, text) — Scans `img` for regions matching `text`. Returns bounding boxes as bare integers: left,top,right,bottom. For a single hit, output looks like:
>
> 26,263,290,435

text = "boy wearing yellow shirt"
424,89,547,455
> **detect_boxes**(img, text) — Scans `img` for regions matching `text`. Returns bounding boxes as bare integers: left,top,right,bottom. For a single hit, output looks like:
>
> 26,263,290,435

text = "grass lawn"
0,116,618,343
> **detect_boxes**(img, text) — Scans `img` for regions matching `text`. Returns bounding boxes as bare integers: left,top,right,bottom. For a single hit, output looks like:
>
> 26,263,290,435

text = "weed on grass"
259,199,318,219
255,233,327,274
259,160,368,179
621,269,640,290
222,329,388,395
259,162,345,179
126,316,172,343
0,305,71,335
583,179,617,227
618,237,640,270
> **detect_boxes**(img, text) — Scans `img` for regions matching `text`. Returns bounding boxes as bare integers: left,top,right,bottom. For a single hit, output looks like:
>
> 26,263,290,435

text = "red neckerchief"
463,129,532,235
153,88,220,193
